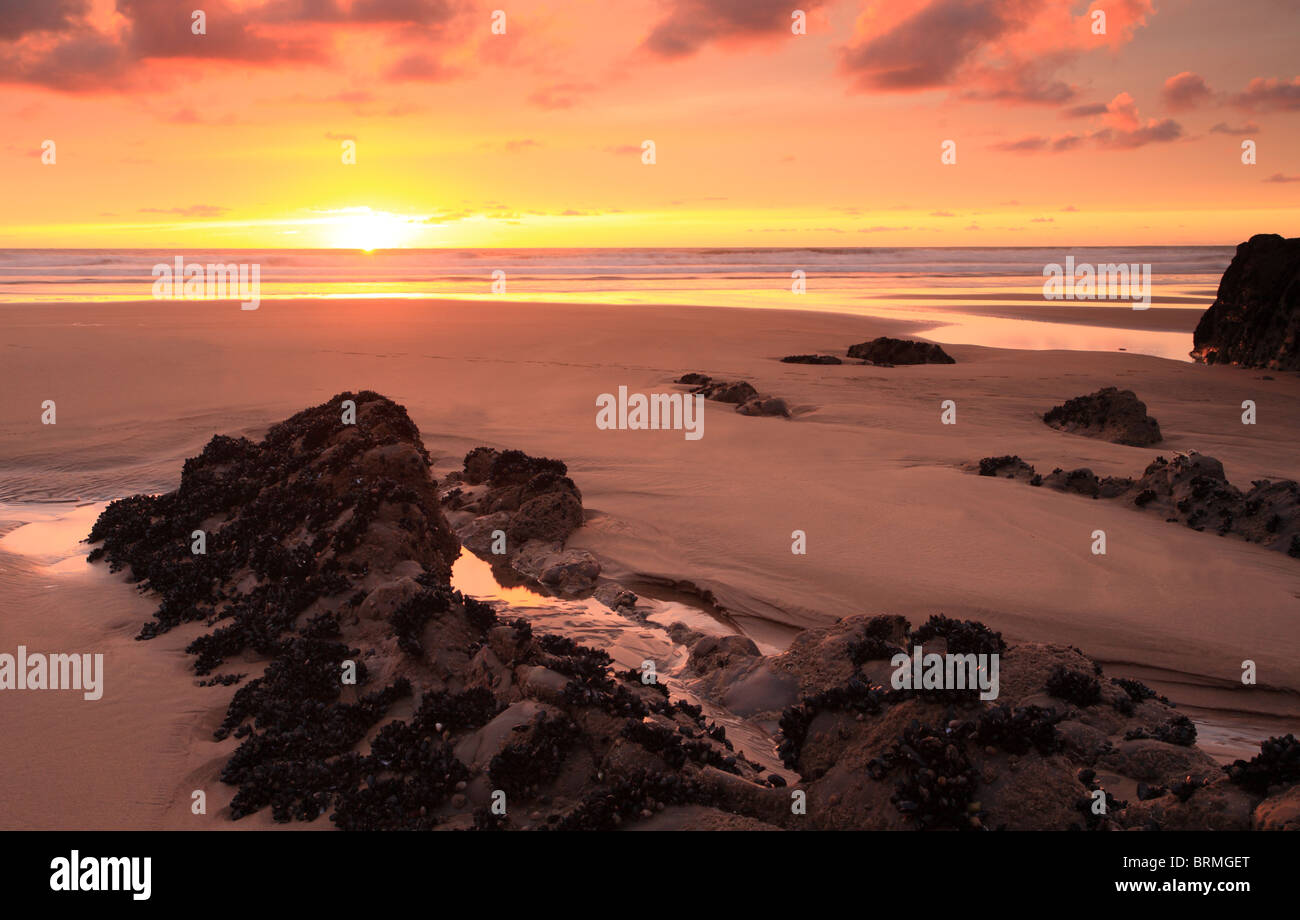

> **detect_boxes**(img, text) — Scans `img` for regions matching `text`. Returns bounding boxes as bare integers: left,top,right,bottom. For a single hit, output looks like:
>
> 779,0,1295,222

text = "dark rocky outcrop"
846,337,955,366
675,374,791,418
977,455,1038,482
440,446,600,593
972,451,1300,558
86,393,773,830
781,354,842,365
86,391,1298,830
1043,387,1162,446
743,613,1287,831
1192,234,1300,370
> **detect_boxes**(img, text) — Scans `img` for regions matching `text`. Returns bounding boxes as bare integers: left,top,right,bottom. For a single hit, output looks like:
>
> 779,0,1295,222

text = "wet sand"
1,297,1297,828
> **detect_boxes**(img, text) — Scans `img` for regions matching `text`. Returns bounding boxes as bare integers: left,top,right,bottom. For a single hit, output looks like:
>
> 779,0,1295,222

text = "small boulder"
736,396,791,417
846,337,955,365
1043,387,1162,446
781,354,842,365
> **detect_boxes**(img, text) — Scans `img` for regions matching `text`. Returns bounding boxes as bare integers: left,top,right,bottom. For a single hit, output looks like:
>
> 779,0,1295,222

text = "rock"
536,549,602,593
1122,777,1257,831
1043,387,1162,446
696,380,758,404
510,542,601,594
89,393,784,832
457,511,512,555
358,576,424,622
846,337,955,365
1191,233,1300,370
736,396,791,417
1253,785,1300,830
463,447,499,485
977,455,1036,480
509,489,585,544
976,449,1300,560
1042,467,1101,497
454,700,556,768
593,582,638,611
517,665,572,703
678,374,793,419
1098,738,1220,785
780,354,842,365
688,634,761,673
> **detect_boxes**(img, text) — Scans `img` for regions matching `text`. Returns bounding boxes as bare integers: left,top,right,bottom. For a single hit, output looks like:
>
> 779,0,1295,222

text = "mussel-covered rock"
846,337,955,365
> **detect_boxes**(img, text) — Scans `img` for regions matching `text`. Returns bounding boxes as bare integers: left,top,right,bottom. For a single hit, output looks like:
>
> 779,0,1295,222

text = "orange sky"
1,0,1297,248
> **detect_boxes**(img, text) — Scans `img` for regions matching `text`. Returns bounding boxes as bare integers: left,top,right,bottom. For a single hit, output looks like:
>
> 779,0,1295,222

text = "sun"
327,209,418,251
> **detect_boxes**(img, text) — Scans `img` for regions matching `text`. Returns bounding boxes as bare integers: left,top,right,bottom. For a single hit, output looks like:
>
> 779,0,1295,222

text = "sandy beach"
1,295,1297,829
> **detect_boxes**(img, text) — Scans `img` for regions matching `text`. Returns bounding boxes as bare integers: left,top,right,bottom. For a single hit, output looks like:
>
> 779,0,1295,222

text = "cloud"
1162,71,1211,111
123,0,320,62
1233,76,1300,112
603,144,644,155
1263,173,1300,183
1063,102,1108,118
138,205,230,217
840,0,1016,91
259,0,464,25
0,0,87,40
839,0,1155,103
168,108,240,125
0,0,468,90
1092,119,1181,149
1102,91,1141,130
527,82,597,110
384,53,456,81
1209,121,1259,134
992,133,1082,153
997,92,1181,153
641,0,829,58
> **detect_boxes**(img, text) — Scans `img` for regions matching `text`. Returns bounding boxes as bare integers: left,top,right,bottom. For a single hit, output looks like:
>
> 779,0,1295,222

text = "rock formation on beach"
86,392,774,829
440,446,601,594
757,614,1298,831
675,373,791,418
847,337,955,366
781,354,842,365
1043,387,1162,447
85,392,1299,830
1192,233,1300,370
976,452,1300,559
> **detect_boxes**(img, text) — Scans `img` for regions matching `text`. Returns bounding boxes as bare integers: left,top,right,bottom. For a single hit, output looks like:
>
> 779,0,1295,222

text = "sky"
0,0,1297,248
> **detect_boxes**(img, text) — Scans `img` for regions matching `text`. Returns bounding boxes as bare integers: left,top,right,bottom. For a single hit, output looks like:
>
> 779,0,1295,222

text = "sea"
0,246,1234,361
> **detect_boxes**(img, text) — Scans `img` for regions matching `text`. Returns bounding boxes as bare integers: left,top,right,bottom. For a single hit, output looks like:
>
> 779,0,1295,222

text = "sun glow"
327,209,421,251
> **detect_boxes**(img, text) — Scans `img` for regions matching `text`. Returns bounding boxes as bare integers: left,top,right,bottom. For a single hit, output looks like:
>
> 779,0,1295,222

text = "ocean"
0,246,1233,360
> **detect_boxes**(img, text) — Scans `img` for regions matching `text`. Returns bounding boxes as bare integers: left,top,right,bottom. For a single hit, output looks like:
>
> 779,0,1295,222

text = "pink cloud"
839,0,1156,103
1233,76,1300,112
641,0,831,58
1162,71,1211,111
